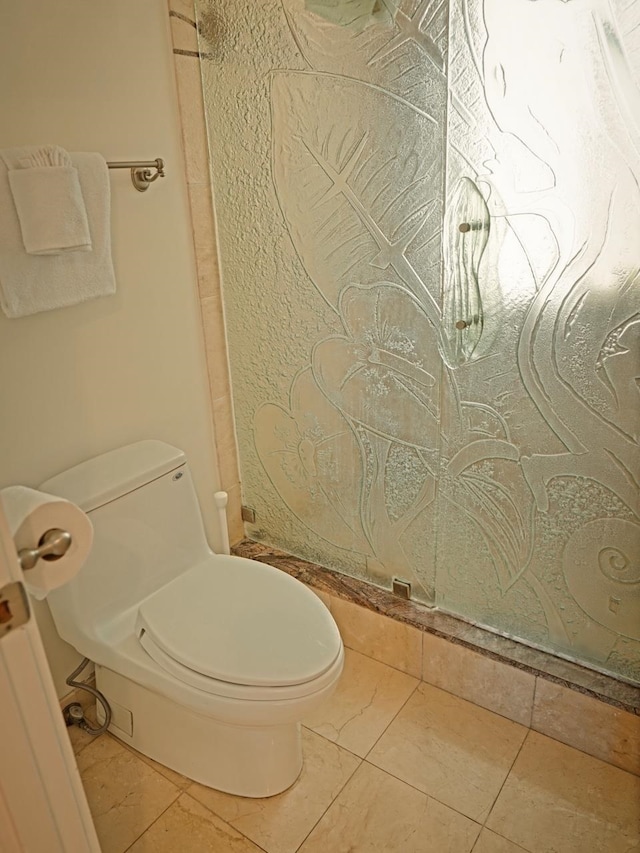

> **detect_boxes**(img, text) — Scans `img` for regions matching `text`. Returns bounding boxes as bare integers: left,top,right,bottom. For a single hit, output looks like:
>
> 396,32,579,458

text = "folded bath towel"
0,148,116,318
5,145,92,255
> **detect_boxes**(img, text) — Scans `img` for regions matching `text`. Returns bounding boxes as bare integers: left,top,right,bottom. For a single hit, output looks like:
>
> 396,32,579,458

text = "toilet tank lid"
40,440,186,512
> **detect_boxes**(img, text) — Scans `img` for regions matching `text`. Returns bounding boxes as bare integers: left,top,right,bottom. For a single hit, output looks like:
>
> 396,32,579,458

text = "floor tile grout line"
341,632,626,747
180,737,361,853
68,731,93,758
121,785,182,852
531,673,540,730
300,723,386,764
359,756,485,827
470,830,483,853
77,650,639,851
340,642,423,680
82,731,183,853
306,668,526,823
469,827,484,853
113,733,191,789
291,754,364,853
342,643,422,681
182,785,271,853
526,725,640,779
116,735,163,770
121,782,272,853
305,719,640,786
482,727,531,831
361,678,421,761
469,826,533,853
477,826,532,853
416,677,535,731
300,645,420,761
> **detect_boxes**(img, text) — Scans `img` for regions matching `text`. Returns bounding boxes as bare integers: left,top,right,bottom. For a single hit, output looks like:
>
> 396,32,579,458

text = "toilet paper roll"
0,486,93,599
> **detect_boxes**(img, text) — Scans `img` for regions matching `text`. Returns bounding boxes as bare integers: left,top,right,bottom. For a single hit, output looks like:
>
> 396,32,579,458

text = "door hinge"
0,581,30,639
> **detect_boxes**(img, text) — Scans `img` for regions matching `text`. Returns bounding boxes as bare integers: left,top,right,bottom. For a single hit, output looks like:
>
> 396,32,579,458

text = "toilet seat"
135,555,342,696
138,628,344,701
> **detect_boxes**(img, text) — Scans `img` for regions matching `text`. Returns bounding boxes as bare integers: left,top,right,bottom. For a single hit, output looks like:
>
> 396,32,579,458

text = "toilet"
42,440,344,797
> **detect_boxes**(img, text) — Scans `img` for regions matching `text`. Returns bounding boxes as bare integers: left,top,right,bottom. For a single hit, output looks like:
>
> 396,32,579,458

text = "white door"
0,502,100,852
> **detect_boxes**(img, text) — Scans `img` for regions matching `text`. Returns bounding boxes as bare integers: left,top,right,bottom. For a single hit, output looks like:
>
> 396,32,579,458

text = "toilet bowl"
42,440,344,797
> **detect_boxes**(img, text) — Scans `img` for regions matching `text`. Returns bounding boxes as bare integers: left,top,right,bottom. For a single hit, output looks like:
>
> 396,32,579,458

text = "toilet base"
95,666,303,797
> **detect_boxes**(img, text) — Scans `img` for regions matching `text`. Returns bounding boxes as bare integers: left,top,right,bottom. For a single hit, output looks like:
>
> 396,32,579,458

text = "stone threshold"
234,539,640,717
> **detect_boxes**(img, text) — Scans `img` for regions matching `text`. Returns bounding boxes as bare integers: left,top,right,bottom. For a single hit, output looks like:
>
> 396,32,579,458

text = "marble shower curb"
234,540,639,717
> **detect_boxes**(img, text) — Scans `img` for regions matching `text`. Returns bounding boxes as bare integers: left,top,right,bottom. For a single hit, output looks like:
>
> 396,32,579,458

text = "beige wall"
0,0,223,695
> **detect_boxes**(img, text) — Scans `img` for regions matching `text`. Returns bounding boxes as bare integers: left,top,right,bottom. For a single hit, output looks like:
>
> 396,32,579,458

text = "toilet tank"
41,441,213,648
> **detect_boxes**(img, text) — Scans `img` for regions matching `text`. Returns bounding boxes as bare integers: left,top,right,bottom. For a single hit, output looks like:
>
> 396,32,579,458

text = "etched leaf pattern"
442,0,640,655
312,283,447,450
269,56,532,592
281,0,448,113
271,72,443,319
255,369,373,554
199,0,640,679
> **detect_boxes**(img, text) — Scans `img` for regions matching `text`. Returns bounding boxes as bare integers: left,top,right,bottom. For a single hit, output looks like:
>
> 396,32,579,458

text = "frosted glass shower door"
198,0,451,602
197,0,640,681
434,0,640,681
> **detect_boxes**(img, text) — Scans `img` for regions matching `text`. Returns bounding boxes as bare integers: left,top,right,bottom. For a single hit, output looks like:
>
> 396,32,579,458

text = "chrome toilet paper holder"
18,528,72,571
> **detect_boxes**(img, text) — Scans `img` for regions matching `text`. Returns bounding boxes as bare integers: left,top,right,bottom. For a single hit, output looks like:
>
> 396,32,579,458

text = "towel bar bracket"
106,158,165,192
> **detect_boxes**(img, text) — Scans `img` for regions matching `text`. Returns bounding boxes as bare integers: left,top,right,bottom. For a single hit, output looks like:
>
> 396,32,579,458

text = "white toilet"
42,440,344,797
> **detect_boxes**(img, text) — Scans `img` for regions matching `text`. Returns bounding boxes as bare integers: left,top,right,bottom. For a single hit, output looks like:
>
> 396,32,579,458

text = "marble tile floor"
68,648,640,853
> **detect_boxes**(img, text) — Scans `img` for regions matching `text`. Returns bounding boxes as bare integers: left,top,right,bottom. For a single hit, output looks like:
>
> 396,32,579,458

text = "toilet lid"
136,555,342,688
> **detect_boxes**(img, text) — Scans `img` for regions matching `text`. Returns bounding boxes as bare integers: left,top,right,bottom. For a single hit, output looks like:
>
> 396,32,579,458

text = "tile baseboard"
234,539,640,777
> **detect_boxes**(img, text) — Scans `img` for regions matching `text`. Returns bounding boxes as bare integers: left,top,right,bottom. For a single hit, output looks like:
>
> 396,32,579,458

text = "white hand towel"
0,149,116,318
7,145,92,255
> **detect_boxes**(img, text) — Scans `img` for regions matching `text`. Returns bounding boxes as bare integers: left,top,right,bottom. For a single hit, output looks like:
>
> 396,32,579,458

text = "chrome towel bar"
106,158,165,192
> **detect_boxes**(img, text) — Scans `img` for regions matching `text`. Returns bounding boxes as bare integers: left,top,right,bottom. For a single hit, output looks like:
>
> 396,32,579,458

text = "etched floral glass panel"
437,0,640,680
197,0,448,600
197,0,640,682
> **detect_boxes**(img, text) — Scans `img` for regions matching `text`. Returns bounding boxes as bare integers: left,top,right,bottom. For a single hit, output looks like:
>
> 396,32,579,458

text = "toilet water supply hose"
63,657,112,736
62,492,231,735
